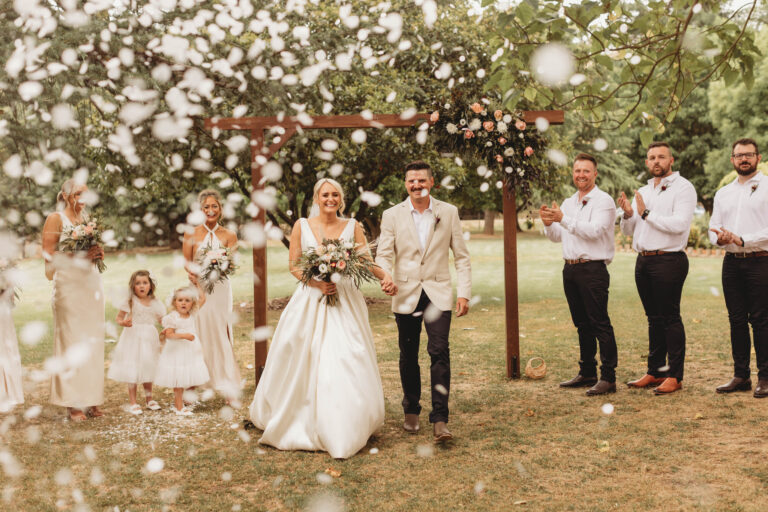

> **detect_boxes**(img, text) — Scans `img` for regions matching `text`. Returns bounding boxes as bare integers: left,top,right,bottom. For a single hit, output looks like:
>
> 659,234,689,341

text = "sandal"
87,406,104,418
128,404,143,415
146,400,161,411
174,406,193,417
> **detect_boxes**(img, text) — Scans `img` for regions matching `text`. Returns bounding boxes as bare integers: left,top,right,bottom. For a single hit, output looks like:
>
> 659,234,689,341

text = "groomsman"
618,141,697,395
709,138,768,397
540,153,619,396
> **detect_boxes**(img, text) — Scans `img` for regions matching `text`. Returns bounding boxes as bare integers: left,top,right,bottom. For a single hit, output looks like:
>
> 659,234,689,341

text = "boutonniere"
581,198,589,210
660,185,668,192
434,215,441,229
751,183,759,196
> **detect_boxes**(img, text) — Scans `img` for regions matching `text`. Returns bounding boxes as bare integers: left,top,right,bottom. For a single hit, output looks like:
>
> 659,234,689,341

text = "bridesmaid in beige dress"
183,189,242,403
0,276,24,411
41,179,105,422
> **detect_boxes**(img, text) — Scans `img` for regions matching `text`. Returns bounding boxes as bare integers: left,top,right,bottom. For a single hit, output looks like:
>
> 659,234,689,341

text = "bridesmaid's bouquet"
59,218,107,273
197,245,238,294
0,258,21,305
296,238,378,306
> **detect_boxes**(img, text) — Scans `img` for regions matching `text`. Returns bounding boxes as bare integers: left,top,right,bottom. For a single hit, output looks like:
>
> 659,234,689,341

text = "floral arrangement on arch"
428,98,549,205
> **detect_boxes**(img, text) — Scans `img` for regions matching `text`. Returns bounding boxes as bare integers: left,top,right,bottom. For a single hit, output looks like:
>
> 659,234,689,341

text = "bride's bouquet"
296,238,378,306
197,245,238,294
59,218,107,273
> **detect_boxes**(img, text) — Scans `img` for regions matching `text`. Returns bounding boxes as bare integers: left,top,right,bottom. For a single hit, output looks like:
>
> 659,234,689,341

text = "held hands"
455,297,469,317
379,273,398,296
539,201,563,226
710,227,744,247
119,316,132,328
617,192,634,218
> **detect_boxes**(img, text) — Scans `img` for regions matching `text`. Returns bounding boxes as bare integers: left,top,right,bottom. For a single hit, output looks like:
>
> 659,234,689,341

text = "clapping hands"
539,201,563,226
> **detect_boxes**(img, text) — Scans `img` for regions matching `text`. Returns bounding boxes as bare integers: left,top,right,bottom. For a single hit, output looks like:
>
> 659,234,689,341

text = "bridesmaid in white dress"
41,179,105,422
249,178,394,459
0,276,24,411
182,189,242,402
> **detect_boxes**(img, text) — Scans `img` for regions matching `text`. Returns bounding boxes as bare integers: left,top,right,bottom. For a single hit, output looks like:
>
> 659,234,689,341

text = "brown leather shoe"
586,380,616,396
753,380,768,398
559,374,598,388
433,421,453,444
403,413,420,433
716,377,752,394
627,374,666,388
653,377,682,395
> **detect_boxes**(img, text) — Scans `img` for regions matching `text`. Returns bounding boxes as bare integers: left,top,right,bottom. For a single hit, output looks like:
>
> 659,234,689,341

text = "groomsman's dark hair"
732,138,759,155
647,141,671,151
574,153,597,168
405,160,433,178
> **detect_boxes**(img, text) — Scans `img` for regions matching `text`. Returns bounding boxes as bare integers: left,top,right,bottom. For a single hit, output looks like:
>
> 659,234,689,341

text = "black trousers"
635,252,689,381
722,254,768,380
394,290,452,424
562,261,618,382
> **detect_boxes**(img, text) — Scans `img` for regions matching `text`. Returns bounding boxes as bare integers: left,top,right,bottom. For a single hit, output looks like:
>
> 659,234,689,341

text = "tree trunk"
483,209,496,235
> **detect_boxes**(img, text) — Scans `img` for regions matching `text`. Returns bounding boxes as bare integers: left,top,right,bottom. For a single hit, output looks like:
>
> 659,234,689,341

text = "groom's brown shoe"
559,374,598,388
627,374,666,388
586,380,616,396
403,413,420,433
433,422,453,444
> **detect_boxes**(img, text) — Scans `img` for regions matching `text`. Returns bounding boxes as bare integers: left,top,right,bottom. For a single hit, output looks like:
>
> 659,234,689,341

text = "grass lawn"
3,227,767,511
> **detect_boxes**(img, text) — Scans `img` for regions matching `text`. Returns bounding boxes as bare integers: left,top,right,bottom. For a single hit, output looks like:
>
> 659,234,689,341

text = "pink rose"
498,137,507,145
84,225,94,235
483,121,495,132
470,103,484,114
515,119,527,131
495,155,503,163
524,146,534,157
430,111,440,122
494,110,503,121
464,130,475,139
337,260,346,270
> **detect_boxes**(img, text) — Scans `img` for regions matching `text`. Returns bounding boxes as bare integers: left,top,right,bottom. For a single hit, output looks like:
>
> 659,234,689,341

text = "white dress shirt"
409,197,434,251
708,172,768,253
620,172,697,252
545,186,617,263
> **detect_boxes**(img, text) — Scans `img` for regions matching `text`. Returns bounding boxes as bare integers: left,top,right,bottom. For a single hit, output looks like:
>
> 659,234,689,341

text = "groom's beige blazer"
376,197,471,314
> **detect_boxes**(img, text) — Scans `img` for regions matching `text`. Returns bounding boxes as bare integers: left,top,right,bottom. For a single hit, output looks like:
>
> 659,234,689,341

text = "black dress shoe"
559,374,598,388
586,380,616,396
715,377,752,394
754,380,768,398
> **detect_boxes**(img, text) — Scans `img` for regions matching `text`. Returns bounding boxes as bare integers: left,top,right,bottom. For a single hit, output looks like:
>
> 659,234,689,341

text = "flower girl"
155,284,210,416
108,270,165,415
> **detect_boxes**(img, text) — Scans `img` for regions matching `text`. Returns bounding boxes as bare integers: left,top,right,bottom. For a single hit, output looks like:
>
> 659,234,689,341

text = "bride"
249,178,394,459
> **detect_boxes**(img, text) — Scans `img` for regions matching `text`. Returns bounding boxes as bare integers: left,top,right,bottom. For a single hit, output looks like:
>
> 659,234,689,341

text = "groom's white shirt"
376,197,471,314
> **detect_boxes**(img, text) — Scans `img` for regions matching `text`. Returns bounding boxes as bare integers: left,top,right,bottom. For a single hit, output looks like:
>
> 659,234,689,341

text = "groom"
376,160,472,443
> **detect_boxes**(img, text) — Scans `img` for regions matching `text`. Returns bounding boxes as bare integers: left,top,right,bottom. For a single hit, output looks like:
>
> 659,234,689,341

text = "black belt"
639,250,683,256
726,251,768,259
564,258,604,265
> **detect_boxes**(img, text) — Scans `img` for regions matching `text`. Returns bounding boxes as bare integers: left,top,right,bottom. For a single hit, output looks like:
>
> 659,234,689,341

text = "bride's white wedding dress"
248,218,385,459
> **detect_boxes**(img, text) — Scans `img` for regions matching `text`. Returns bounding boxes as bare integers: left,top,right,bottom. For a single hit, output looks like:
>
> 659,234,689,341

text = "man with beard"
709,138,768,397
540,153,619,396
618,142,697,395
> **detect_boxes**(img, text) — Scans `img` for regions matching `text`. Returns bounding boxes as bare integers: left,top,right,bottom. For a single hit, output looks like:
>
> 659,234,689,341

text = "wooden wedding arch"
204,110,564,386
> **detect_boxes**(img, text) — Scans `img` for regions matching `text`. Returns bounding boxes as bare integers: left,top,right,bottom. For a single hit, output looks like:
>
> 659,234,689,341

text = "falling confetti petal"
530,43,575,87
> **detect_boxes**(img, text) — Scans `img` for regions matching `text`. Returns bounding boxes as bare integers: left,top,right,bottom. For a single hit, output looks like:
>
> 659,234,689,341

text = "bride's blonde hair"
56,178,77,210
313,178,345,216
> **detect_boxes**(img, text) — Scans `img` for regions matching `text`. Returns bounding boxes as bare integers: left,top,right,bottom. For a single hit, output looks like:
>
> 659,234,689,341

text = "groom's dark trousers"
395,290,451,424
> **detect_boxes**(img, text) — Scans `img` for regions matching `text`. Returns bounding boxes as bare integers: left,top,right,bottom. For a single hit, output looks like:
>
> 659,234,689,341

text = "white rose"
503,114,512,123
318,263,328,274
504,147,515,157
